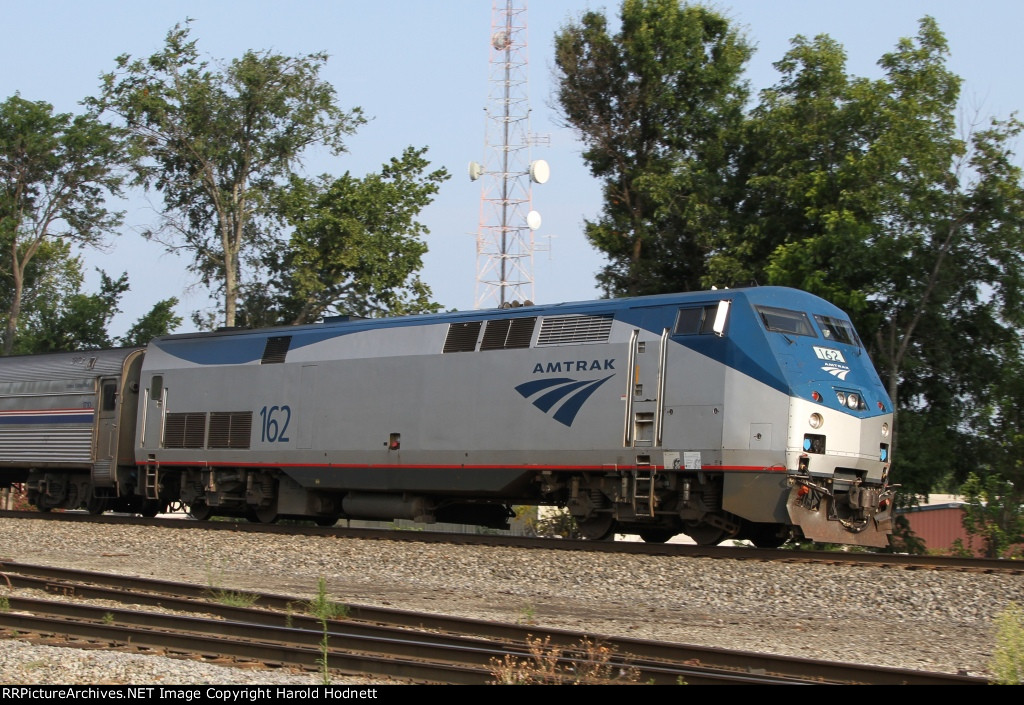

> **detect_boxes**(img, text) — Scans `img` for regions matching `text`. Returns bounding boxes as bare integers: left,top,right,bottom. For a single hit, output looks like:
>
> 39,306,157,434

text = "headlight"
809,413,823,429
835,389,866,410
881,422,890,438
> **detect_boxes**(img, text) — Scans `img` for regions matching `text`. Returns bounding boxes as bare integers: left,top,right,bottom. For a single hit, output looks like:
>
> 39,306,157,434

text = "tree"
706,33,883,308
959,472,1024,558
15,270,128,352
708,18,1024,495
119,297,183,347
14,268,182,353
552,0,752,297
0,236,79,342
238,147,447,326
0,93,127,354
859,23,1024,493
90,21,366,328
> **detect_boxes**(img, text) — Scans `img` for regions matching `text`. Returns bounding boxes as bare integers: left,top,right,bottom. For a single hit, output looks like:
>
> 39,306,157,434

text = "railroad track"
0,561,988,685
1,509,1020,574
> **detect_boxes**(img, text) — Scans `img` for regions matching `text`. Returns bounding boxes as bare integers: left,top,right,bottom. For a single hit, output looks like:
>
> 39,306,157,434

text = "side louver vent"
208,411,253,449
163,413,207,448
443,321,483,353
480,317,537,350
536,315,613,346
261,336,292,364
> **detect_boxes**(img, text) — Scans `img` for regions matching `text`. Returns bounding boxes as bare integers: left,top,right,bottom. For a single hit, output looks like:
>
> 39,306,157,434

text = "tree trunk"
3,245,24,356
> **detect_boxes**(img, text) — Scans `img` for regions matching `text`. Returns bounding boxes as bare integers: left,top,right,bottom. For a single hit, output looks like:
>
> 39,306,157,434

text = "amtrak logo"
515,374,615,427
822,364,851,381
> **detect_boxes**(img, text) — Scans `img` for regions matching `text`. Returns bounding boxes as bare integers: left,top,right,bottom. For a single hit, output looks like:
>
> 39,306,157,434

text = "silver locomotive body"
124,286,893,547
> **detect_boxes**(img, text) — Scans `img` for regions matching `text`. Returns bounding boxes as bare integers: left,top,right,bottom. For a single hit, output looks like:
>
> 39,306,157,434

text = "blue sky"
2,1,1021,336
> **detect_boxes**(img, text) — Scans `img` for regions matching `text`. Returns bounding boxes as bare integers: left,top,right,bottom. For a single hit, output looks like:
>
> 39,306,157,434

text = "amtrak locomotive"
0,286,896,548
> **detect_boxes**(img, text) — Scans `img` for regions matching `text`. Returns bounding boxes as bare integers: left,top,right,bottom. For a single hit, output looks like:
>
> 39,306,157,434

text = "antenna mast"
469,0,548,309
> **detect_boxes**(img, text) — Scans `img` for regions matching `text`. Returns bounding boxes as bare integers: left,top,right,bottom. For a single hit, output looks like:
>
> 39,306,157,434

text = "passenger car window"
102,381,117,411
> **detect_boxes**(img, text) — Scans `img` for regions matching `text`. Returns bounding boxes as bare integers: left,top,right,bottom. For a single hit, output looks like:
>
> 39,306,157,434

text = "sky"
2,1,1022,337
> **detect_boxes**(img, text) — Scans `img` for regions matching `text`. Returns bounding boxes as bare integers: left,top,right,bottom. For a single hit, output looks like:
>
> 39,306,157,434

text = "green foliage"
532,507,581,539
306,576,348,621
727,17,1024,496
990,602,1024,685
948,538,975,559
238,146,447,326
0,93,127,354
11,265,181,354
118,296,183,347
517,603,537,625
553,0,752,297
973,351,1024,495
14,270,128,352
307,577,345,685
959,473,1024,559
202,561,260,607
561,4,1024,500
885,513,928,555
206,588,260,608
90,21,366,328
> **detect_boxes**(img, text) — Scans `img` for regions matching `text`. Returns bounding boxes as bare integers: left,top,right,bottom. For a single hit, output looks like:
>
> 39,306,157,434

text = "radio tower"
469,0,549,310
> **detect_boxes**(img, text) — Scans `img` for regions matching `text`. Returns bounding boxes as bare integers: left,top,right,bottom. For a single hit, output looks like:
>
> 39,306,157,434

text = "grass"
202,561,261,607
204,587,260,608
517,603,537,625
307,577,348,685
306,577,348,621
990,601,1024,685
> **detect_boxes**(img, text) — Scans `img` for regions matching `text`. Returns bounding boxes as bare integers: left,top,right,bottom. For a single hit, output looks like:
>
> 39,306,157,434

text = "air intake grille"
163,413,207,449
208,411,253,449
443,321,483,353
536,315,613,346
480,317,537,350
261,336,292,364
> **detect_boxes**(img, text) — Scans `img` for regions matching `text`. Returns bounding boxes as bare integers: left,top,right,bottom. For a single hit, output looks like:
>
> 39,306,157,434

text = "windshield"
755,306,816,337
814,314,862,347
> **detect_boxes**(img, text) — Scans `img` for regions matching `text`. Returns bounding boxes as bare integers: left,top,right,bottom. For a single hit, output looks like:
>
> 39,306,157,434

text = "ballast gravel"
0,517,1020,684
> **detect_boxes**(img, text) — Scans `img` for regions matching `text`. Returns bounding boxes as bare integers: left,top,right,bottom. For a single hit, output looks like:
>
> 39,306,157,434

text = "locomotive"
0,286,896,548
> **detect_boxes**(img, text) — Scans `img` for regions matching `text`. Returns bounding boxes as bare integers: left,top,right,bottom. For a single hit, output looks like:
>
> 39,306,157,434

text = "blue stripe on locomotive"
0,412,94,424
150,286,889,418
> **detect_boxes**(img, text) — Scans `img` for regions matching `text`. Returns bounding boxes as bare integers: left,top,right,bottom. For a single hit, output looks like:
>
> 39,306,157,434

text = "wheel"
187,502,212,521
638,529,676,544
576,514,616,540
745,523,790,549
314,516,338,527
85,496,109,515
683,523,727,546
253,504,278,524
139,500,163,518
